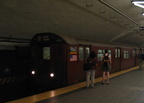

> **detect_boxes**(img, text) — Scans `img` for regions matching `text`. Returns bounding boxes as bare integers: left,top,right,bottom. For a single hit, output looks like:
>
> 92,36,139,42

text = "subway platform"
7,66,144,103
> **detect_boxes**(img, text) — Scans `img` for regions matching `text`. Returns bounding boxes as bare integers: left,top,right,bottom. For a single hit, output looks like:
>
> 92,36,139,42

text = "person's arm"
109,55,112,65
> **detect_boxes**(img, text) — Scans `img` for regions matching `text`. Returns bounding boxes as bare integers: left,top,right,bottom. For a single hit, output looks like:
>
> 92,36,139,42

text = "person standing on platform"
86,51,97,88
101,49,111,85
138,50,144,71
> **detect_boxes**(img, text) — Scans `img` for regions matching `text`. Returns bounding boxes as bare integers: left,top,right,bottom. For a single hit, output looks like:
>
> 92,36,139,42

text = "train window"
115,49,117,58
108,50,111,57
118,49,121,58
124,51,126,58
79,47,84,60
124,50,129,59
107,50,111,58
43,47,50,60
98,50,103,54
108,50,111,54
85,47,90,59
97,50,103,61
115,49,121,58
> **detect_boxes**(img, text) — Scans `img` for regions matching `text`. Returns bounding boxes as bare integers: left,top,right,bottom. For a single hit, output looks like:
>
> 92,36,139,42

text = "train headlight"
31,70,36,75
50,73,54,77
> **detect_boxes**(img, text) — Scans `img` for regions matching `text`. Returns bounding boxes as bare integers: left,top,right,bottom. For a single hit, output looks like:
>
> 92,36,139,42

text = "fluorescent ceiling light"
132,1,144,8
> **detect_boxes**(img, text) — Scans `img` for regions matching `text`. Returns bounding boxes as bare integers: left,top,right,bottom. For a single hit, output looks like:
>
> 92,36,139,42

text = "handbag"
83,63,92,71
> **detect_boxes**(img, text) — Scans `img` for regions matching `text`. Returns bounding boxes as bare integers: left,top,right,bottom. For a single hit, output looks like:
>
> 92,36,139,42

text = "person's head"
105,49,108,54
89,51,96,59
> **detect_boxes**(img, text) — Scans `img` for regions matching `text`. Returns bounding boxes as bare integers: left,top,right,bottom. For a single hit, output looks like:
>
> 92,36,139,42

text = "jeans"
86,69,95,87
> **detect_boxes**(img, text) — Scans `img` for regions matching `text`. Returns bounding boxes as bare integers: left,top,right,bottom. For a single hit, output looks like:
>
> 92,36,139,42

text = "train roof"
32,33,138,49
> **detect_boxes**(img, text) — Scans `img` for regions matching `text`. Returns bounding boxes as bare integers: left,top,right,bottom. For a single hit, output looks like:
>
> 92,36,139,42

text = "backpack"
83,63,92,71
104,55,109,60
103,54,110,65
103,54,109,61
83,57,96,71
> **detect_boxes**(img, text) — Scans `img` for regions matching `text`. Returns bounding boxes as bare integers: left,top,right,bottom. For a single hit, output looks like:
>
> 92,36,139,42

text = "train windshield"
43,47,50,60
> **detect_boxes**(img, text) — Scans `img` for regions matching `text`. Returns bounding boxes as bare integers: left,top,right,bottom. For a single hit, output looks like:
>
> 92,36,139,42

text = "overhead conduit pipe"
99,0,140,26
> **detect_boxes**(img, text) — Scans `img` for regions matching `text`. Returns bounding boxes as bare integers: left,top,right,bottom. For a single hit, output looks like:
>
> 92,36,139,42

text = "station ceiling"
1,0,144,47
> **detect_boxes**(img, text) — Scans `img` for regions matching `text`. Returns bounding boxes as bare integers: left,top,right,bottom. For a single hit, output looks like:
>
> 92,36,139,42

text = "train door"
115,48,121,71
78,46,90,82
78,45,90,64
78,46,87,80
84,46,91,61
84,46,91,76
50,44,67,87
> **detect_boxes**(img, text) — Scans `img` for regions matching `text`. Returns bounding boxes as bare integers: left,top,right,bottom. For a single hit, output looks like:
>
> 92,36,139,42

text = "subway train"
29,32,139,90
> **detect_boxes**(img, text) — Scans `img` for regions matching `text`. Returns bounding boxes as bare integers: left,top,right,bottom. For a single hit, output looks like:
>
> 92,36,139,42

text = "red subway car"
29,32,139,90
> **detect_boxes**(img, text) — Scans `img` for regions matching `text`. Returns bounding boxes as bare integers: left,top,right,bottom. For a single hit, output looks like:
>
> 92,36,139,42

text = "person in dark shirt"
101,49,111,85
86,51,97,88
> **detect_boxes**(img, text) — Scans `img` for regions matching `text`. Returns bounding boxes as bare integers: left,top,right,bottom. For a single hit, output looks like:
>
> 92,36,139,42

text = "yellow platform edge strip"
7,66,138,103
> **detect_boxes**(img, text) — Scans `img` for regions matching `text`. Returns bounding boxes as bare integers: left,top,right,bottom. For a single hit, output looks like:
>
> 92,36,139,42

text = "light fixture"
132,1,144,8
50,73,54,77
99,0,139,26
31,70,36,75
139,26,144,30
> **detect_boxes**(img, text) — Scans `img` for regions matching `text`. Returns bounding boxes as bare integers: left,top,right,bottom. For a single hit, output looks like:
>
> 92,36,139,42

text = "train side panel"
67,45,87,85
50,44,67,87
121,48,137,70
